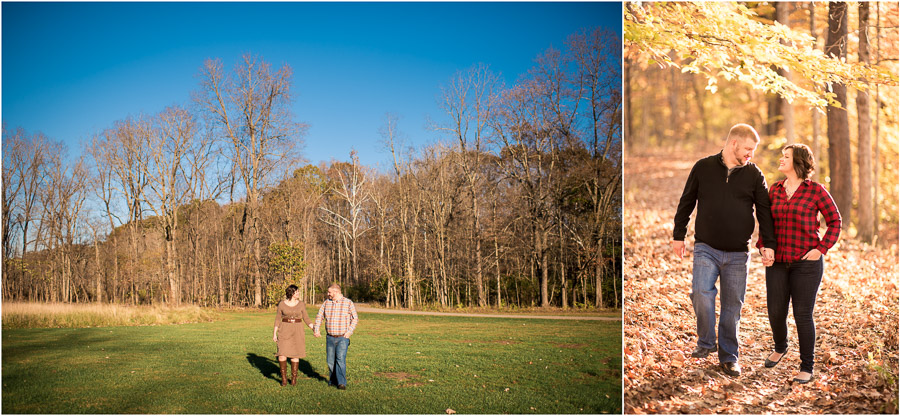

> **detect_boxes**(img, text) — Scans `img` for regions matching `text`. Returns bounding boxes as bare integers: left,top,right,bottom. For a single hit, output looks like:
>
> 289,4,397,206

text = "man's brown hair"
726,123,760,144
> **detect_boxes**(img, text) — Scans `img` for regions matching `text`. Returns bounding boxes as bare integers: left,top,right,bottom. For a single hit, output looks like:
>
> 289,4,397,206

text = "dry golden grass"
1,302,220,329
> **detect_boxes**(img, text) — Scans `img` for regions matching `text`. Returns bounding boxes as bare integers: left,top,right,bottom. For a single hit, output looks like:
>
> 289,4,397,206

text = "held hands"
801,249,822,261
759,248,775,267
314,331,321,338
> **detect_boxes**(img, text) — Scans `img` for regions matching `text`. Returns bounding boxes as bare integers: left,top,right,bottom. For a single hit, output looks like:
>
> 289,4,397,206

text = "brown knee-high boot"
279,360,288,386
290,360,299,385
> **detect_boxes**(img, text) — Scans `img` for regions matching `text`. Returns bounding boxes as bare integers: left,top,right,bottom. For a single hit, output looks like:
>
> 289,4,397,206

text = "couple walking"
673,124,841,384
272,283,358,389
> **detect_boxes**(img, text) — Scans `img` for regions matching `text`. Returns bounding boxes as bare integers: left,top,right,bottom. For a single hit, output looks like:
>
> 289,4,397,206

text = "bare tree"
570,27,623,308
87,131,128,302
369,174,398,307
289,165,329,303
2,125,25,299
3,128,61,300
415,142,463,307
493,79,560,308
138,105,198,304
181,114,222,305
103,117,152,304
320,151,371,285
384,114,421,307
86,217,106,303
41,151,89,302
532,44,586,309
23,133,56,284
195,54,306,307
490,199,504,308
437,64,502,307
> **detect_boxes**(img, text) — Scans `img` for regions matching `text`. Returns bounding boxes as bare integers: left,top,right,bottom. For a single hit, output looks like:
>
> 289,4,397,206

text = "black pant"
765,257,824,373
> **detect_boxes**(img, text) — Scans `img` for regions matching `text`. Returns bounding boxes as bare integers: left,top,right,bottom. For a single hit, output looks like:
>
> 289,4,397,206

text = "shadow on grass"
246,353,326,383
298,360,327,382
246,353,279,382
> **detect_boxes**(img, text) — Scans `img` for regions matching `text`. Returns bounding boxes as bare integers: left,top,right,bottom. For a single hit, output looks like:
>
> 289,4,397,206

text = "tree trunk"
540,230,549,308
1,175,11,300
857,2,875,243
94,238,102,303
63,252,72,303
166,234,180,305
438,231,449,307
612,240,619,308
111,235,119,303
582,270,588,307
129,220,140,305
378,212,389,306
352,236,358,284
475,226,485,307
495,236,502,309
668,51,680,138
21,222,29,295
596,232,604,308
406,236,416,308
559,212,568,309
191,235,199,304
690,77,711,145
766,92,782,137
763,5,781,138
253,232,262,307
776,1,796,144
472,192,485,307
810,2,821,180
217,239,225,305
826,1,853,225
200,241,208,306
874,2,882,242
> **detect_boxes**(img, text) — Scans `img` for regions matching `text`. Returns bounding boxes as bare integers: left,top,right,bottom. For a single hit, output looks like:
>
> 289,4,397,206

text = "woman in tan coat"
272,284,313,386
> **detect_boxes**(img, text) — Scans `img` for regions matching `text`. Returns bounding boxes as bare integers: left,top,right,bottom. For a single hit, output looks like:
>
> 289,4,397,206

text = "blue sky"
3,2,621,170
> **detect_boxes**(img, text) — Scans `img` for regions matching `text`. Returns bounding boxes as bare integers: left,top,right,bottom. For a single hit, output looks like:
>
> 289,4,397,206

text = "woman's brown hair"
784,144,815,180
285,284,299,300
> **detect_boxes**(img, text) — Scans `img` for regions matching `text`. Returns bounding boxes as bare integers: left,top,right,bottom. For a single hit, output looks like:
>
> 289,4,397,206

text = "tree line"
2,27,621,310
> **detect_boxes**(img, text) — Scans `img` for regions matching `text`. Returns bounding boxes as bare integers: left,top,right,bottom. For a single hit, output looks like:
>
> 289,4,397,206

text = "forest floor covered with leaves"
624,152,899,414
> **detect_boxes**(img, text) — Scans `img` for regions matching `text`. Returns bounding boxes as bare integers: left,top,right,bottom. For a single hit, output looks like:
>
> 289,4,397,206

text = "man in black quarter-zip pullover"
672,123,777,378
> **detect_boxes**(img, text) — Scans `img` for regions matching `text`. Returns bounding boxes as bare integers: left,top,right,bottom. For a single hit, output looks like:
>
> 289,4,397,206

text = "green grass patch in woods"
2,308,621,414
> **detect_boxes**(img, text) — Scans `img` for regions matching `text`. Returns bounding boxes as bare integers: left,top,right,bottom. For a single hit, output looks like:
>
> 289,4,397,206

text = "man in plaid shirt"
313,283,358,390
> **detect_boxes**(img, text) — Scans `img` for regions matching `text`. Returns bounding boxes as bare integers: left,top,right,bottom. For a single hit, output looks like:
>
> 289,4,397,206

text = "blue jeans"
766,257,824,373
690,243,749,363
326,335,350,386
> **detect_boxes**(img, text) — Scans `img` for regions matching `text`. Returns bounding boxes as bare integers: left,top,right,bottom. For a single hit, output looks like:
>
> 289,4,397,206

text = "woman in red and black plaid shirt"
756,143,841,385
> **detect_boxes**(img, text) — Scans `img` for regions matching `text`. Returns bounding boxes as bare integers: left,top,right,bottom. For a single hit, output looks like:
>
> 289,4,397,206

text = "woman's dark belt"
282,317,303,323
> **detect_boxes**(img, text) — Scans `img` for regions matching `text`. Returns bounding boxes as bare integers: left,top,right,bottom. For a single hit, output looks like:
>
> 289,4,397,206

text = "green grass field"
2,308,621,414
